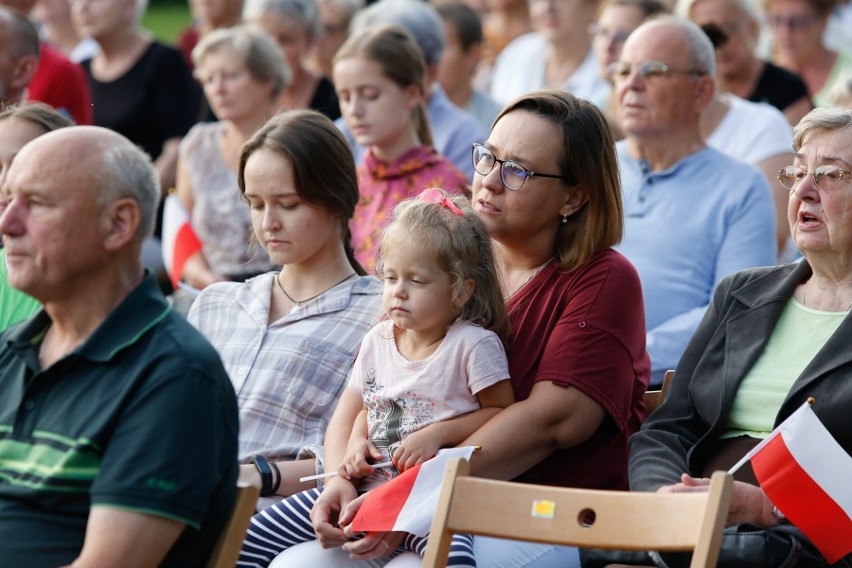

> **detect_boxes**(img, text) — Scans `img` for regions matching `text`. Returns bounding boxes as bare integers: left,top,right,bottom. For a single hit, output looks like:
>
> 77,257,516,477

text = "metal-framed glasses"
607,60,706,81
777,165,852,191
471,143,572,191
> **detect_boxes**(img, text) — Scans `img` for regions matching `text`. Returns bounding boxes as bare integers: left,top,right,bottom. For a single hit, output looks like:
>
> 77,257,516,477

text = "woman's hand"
310,477,359,549
338,493,405,559
657,473,776,526
392,426,442,472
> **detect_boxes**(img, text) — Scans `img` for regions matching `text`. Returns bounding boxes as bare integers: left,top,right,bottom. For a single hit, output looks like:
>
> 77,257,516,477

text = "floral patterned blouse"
352,145,468,272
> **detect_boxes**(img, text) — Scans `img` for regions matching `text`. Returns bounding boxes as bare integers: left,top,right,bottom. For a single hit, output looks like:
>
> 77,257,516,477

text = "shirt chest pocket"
272,339,355,412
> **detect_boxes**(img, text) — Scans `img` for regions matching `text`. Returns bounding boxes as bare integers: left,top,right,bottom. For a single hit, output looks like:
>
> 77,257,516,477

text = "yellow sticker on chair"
531,500,556,519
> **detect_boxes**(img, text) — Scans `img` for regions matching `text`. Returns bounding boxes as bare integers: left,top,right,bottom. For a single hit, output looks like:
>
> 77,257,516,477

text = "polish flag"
161,194,202,289
350,446,477,537
744,402,852,563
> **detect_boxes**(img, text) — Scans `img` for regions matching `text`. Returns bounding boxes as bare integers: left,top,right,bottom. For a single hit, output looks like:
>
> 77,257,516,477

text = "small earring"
561,214,568,224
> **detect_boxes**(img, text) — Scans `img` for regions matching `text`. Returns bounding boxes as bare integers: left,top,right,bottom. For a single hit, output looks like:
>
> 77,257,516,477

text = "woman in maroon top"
297,90,650,568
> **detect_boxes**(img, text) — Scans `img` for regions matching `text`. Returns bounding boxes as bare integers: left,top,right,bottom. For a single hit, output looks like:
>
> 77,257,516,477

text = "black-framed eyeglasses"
471,143,573,191
607,60,706,81
778,165,852,191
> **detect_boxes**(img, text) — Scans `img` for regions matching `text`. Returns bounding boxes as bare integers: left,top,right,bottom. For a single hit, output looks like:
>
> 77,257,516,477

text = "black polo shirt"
0,274,239,567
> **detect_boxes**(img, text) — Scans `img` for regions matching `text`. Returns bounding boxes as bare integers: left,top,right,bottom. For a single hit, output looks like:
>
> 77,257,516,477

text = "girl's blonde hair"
376,189,507,343
333,24,433,147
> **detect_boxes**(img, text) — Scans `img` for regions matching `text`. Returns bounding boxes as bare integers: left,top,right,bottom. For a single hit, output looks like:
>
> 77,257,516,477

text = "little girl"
238,189,515,568
333,24,469,272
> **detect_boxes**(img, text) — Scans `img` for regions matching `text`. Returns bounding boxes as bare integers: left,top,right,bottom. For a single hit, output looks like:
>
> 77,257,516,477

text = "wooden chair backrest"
643,369,675,414
423,458,732,568
207,483,260,568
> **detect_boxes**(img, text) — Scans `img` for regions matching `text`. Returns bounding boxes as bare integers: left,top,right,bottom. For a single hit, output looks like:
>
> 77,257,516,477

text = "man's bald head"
16,126,161,240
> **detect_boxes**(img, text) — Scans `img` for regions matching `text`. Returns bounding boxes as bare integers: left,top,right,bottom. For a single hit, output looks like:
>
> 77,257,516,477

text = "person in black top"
682,0,812,125
73,0,200,194
244,0,342,120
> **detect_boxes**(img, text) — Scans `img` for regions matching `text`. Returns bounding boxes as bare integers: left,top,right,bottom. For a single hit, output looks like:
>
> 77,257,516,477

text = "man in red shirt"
0,0,92,124
26,43,93,125
0,6,39,108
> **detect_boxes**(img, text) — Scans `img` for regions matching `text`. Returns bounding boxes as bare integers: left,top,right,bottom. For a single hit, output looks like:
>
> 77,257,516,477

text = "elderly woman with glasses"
762,0,852,108
289,90,650,568
627,106,852,567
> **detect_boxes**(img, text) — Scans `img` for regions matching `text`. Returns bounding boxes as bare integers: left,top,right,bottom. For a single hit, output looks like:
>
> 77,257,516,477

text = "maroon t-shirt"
506,249,650,490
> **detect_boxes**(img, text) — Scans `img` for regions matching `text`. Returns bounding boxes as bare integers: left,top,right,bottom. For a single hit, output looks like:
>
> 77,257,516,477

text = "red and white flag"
161,194,202,289
349,446,476,537
737,402,852,563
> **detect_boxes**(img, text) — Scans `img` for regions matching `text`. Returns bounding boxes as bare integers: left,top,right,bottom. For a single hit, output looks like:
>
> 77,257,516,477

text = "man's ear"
693,75,715,114
102,198,141,252
465,43,483,74
12,55,38,94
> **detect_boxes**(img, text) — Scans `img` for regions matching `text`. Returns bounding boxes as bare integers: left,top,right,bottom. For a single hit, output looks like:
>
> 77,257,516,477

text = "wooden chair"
207,483,260,568
423,458,732,568
643,369,675,414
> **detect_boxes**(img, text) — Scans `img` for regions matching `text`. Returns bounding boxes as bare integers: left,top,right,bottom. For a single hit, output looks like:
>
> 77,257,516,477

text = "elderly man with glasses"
611,16,777,387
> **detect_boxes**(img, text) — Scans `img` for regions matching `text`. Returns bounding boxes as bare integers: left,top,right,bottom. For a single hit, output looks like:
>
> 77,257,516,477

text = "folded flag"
737,401,852,563
161,193,202,289
349,446,477,537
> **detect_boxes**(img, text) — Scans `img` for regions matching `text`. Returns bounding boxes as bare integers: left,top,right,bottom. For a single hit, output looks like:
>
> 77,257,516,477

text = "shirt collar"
4,272,172,363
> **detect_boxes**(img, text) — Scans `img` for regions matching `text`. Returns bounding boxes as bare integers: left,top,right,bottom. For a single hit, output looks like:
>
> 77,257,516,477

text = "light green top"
723,298,847,439
814,51,852,108
0,249,41,331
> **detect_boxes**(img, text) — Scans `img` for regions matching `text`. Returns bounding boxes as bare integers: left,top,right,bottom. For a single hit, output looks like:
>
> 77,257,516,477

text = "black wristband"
251,454,274,497
269,460,282,495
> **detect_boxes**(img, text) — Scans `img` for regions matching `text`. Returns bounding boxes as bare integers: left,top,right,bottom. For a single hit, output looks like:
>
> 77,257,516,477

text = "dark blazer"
629,260,852,566
629,260,852,490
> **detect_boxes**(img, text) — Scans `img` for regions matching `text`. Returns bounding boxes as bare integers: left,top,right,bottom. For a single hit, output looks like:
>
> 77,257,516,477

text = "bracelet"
269,460,282,495
251,454,274,497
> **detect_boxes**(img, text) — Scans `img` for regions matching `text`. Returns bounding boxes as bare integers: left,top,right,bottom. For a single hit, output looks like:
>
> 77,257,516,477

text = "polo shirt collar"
4,272,171,363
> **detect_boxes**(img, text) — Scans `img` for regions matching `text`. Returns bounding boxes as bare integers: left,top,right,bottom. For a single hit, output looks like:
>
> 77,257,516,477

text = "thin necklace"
504,256,555,300
802,280,852,312
277,272,356,306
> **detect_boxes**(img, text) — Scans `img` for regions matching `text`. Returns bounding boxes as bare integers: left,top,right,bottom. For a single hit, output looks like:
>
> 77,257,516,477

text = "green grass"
142,3,193,46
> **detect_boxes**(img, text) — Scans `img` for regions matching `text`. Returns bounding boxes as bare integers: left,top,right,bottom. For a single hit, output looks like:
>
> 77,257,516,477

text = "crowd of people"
0,0,851,565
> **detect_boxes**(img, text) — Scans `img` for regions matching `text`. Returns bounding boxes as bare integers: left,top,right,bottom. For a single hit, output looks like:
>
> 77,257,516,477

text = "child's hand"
340,439,383,479
392,427,442,472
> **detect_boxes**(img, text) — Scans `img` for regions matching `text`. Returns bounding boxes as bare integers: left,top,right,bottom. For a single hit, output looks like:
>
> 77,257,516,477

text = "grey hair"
634,15,716,77
97,138,161,241
349,0,445,65
192,24,291,100
243,0,322,40
792,107,852,152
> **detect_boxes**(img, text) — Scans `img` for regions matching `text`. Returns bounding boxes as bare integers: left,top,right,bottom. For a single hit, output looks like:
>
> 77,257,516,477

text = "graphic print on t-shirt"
364,367,435,483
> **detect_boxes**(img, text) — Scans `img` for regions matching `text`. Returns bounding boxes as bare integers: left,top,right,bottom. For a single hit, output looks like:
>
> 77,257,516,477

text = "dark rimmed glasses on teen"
471,143,573,191
778,165,852,191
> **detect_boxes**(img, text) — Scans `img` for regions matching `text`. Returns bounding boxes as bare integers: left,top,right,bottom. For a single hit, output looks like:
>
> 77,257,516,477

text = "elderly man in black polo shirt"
0,126,239,567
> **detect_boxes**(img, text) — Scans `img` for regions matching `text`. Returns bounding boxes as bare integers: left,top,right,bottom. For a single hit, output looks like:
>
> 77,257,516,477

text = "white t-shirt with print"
348,319,509,490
